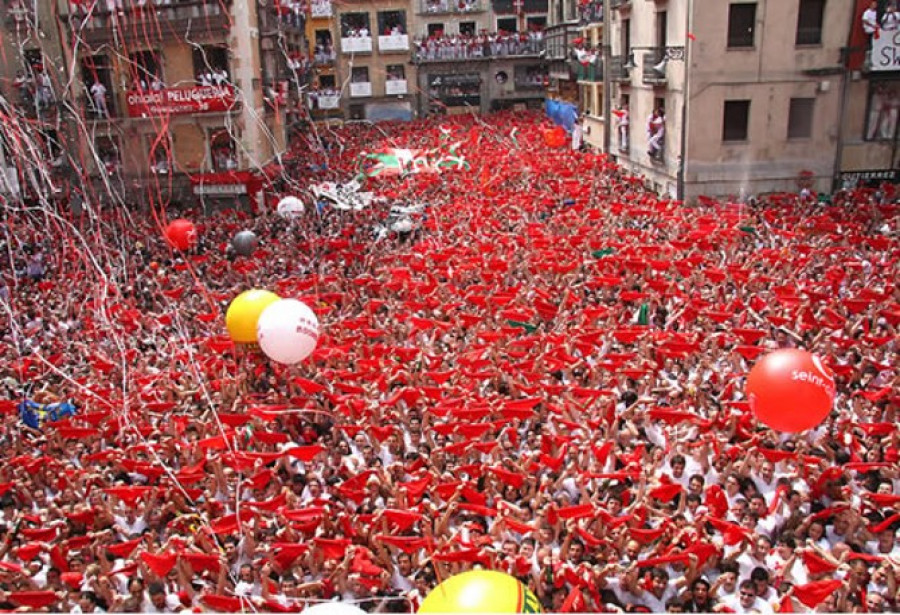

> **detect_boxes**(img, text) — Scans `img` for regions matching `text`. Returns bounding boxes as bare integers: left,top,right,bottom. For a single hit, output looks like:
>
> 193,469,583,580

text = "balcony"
350,82,372,97
413,33,542,63
308,92,341,110
341,36,373,54
642,48,667,85
609,55,632,83
610,0,631,9
574,58,602,83
579,0,603,26
385,79,408,95
74,0,231,46
310,0,333,18
542,22,582,61
418,0,484,14
378,34,410,52
313,49,337,66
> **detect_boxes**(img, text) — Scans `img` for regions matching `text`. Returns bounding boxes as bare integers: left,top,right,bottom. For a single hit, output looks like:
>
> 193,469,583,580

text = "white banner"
872,28,900,72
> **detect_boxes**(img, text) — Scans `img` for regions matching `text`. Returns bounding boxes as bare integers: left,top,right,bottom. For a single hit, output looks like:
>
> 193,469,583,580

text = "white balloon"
303,602,367,615
277,195,305,217
256,299,319,364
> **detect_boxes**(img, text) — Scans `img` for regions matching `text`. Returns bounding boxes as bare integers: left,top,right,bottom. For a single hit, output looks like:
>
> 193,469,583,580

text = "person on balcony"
647,108,665,161
614,105,629,152
89,79,109,118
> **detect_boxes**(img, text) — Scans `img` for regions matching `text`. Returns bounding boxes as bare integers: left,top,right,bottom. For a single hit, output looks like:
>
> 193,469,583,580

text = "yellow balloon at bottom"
419,570,541,613
225,289,281,343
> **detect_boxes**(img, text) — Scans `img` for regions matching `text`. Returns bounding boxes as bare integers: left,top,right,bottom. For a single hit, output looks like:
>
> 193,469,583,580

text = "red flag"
800,550,838,575
271,543,309,570
283,445,325,461
106,538,143,558
314,538,351,560
375,535,433,553
8,591,60,609
556,504,596,520
648,483,682,503
382,509,424,532
791,580,844,608
489,466,525,488
200,594,245,612
181,552,221,573
140,551,177,577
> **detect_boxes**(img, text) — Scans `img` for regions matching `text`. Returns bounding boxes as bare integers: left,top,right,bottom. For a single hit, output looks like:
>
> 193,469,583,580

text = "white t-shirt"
863,8,879,34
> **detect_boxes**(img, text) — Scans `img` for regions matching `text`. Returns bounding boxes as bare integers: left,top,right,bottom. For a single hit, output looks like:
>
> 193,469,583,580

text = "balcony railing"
574,59,602,82
642,48,667,85
310,0,333,18
378,34,410,52
341,36,373,54
350,82,372,97
72,0,231,46
313,50,337,66
609,55,631,83
414,34,542,63
418,0,484,14
385,79,408,95
308,92,341,110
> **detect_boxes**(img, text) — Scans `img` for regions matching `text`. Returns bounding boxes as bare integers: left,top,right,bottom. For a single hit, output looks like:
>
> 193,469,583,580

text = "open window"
192,45,229,86
377,10,406,35
209,130,238,171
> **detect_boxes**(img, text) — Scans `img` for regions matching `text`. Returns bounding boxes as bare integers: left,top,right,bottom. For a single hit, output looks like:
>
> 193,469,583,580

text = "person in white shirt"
721,579,773,614
89,80,108,118
862,1,880,37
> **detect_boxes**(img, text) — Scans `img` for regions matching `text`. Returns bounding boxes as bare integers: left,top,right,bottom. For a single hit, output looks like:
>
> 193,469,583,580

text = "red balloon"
746,349,835,433
164,219,197,251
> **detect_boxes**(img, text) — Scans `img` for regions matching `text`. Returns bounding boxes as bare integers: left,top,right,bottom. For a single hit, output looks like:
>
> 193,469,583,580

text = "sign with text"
126,85,236,117
872,29,900,71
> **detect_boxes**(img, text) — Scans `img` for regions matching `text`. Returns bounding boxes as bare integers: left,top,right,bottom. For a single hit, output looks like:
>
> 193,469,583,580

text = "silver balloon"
232,230,258,256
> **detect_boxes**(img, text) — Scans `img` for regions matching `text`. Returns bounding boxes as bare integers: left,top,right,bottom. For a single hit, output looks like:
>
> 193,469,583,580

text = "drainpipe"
602,0,612,153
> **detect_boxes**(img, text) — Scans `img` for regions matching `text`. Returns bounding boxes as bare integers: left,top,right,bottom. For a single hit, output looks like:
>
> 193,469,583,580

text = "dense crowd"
0,110,897,614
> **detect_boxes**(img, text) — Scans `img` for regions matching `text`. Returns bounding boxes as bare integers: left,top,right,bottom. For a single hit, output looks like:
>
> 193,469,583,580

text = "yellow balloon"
225,289,281,344
419,570,541,613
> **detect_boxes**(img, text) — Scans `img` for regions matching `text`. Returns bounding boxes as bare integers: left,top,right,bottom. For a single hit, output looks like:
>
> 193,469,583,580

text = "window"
796,0,825,45
319,74,336,89
787,98,814,139
523,0,547,12
349,104,365,120
460,21,476,36
865,81,900,141
654,96,665,116
492,0,515,13
526,16,546,30
377,10,406,35
386,64,405,80
149,134,172,174
95,135,120,174
727,3,756,48
351,66,369,83
427,23,445,37
656,11,667,47
621,18,631,57
340,12,370,37
128,51,161,90
209,130,238,171
192,45,229,85
722,100,751,141
81,54,114,118
497,17,517,33
314,30,335,64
